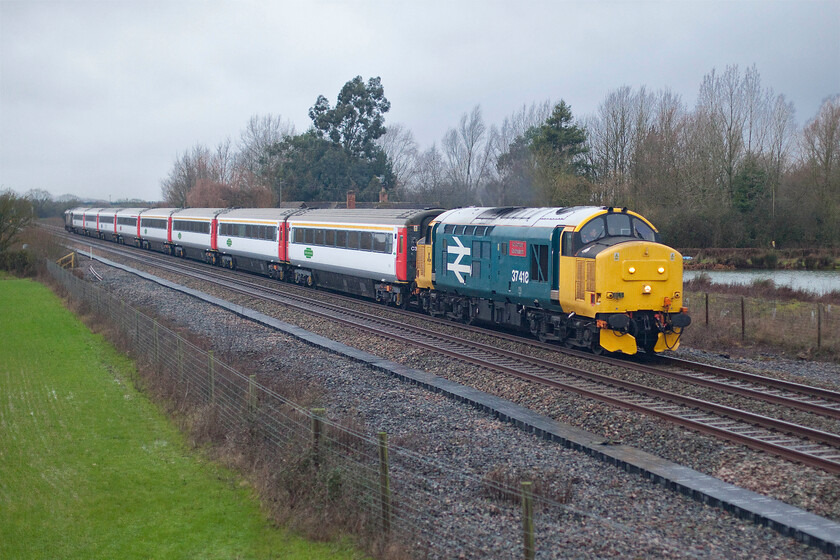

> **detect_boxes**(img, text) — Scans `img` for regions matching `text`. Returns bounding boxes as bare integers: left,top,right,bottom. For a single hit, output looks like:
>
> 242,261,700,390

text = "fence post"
818,304,822,350
177,338,184,383
153,320,160,364
208,351,215,404
134,309,140,346
248,374,257,413
705,292,709,326
522,481,535,560
311,408,325,469
378,432,391,535
741,297,745,342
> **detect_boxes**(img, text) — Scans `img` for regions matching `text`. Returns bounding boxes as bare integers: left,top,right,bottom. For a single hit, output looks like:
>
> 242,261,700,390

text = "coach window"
294,228,303,243
314,229,325,245
304,229,314,244
372,233,387,253
347,231,360,249
325,230,335,246
336,230,347,247
360,232,372,251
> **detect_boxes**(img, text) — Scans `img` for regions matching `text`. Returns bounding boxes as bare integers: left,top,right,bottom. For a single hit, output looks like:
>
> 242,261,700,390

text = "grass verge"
0,274,362,559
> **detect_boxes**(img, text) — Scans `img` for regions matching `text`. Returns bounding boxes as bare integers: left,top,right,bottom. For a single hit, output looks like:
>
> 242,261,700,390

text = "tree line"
4,66,835,251
159,66,838,249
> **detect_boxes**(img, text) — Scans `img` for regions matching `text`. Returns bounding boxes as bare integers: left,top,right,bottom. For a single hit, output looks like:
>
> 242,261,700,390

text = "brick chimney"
379,186,388,203
346,190,356,209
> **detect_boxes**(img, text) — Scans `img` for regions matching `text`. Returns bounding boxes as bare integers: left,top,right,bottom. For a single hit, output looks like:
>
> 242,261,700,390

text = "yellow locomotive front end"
556,208,690,354
594,241,689,353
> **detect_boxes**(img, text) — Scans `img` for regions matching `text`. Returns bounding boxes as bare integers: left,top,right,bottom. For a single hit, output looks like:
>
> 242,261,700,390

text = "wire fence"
686,291,838,353
48,261,637,559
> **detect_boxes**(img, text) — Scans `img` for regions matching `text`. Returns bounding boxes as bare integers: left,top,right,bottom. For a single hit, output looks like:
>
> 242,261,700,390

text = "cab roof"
433,206,656,231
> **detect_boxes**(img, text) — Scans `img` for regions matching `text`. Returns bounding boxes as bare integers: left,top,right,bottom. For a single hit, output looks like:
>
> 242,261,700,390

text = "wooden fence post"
378,432,391,534
153,320,159,365
177,338,183,383
705,292,709,326
248,374,257,412
522,481,535,560
741,297,746,342
311,408,325,469
818,304,822,350
208,351,215,404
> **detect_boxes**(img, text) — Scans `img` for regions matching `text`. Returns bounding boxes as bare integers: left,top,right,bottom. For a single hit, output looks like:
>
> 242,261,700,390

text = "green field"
0,275,361,559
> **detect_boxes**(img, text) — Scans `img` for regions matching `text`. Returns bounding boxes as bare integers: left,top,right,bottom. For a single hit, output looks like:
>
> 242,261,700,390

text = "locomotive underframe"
416,289,686,354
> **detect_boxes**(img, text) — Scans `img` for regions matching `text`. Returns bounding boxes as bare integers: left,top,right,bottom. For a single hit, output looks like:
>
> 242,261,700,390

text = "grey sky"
1,0,838,202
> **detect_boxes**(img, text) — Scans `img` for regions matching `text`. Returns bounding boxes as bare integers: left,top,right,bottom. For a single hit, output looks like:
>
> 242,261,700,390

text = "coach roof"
288,207,443,226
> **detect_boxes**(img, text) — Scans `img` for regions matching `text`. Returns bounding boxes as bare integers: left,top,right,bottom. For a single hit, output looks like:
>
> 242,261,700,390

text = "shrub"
0,250,35,277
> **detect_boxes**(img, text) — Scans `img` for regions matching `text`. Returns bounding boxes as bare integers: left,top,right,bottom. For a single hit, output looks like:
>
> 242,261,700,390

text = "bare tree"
766,94,796,220
238,113,295,175
406,144,451,206
441,105,496,204
161,143,212,206
376,123,418,190
801,95,840,198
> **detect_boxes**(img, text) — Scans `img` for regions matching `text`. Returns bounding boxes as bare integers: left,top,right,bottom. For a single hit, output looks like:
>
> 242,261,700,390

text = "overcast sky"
1,0,838,202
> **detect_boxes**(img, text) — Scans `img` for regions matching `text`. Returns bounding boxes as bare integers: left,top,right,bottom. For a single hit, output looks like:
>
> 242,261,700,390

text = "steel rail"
59,230,840,473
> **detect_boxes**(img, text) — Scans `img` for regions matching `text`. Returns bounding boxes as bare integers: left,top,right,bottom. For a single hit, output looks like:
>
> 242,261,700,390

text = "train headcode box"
509,240,527,257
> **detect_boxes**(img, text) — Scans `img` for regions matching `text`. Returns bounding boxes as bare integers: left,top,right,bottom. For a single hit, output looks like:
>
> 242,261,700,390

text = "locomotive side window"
530,244,549,282
561,231,574,256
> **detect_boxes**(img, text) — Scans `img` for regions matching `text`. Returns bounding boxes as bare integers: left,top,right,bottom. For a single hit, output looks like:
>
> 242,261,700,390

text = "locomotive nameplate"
509,240,527,257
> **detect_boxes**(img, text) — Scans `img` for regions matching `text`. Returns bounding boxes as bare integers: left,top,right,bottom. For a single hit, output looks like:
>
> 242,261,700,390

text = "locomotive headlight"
628,267,636,274
658,267,665,274
643,285,652,294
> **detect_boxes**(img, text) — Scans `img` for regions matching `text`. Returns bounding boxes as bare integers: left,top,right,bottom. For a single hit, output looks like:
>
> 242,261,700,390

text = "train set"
65,205,690,354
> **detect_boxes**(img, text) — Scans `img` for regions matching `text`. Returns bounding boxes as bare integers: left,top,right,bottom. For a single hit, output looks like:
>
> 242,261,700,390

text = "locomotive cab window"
606,213,632,237
579,218,605,244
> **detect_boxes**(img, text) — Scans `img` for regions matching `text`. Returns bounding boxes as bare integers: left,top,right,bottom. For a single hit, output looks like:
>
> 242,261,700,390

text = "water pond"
684,269,840,296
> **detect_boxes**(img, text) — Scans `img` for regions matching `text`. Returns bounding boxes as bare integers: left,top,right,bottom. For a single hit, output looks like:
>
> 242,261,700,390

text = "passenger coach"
285,208,440,305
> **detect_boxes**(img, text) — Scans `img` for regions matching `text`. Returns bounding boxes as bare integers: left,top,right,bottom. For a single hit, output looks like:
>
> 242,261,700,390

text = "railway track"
60,230,840,473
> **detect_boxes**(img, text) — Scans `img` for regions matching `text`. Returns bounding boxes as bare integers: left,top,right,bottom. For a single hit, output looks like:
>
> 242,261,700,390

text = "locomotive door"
556,227,577,311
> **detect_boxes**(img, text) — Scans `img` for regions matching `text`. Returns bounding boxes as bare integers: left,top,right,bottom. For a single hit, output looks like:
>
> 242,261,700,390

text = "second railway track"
62,230,840,474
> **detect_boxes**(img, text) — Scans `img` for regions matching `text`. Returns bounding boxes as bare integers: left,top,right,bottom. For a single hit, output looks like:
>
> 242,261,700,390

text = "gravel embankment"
75,253,838,559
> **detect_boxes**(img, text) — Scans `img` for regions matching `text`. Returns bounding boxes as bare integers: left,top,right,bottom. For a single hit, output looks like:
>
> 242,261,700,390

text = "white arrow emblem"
447,236,471,284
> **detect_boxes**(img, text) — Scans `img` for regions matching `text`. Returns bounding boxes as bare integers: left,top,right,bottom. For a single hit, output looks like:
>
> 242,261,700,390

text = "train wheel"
591,333,604,355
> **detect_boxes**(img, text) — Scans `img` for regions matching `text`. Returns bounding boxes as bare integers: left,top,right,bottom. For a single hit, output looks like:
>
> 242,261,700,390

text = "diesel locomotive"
66,205,689,354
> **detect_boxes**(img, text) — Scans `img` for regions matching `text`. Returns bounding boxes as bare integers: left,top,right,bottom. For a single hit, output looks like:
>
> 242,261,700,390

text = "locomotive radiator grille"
575,260,585,300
